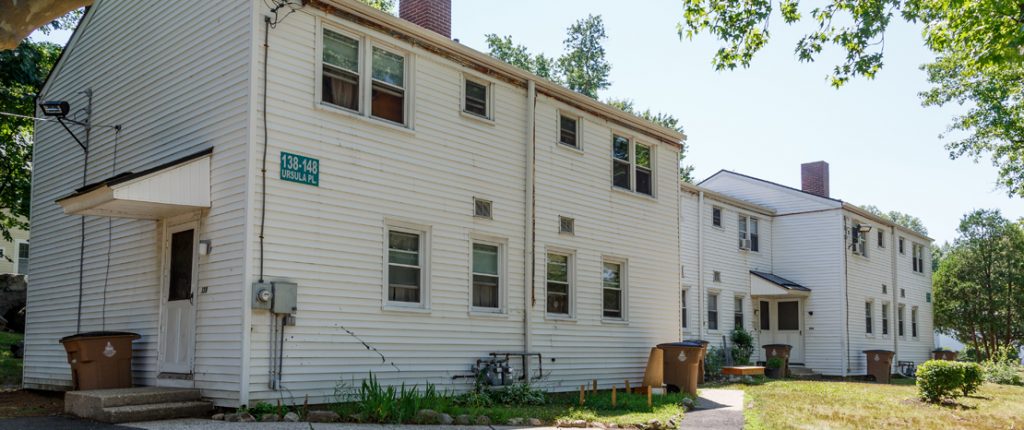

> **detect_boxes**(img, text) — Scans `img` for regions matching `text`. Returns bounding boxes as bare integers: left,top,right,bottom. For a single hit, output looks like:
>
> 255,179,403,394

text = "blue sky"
34,1,1024,244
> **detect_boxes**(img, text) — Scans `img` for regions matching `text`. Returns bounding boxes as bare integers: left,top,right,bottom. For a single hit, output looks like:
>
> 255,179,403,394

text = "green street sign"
280,152,319,186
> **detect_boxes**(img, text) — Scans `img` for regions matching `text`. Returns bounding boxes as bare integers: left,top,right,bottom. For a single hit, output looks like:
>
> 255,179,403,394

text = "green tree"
359,0,395,14
606,98,695,182
483,34,562,82
0,40,62,241
860,205,929,236
559,14,611,98
933,209,1024,360
679,0,1024,197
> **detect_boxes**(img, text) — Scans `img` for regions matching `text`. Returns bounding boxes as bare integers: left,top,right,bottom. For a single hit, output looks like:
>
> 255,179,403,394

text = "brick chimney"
801,161,830,198
400,0,452,38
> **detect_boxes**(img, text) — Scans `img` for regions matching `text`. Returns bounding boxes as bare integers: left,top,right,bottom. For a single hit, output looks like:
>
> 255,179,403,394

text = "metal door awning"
750,270,811,297
56,149,212,219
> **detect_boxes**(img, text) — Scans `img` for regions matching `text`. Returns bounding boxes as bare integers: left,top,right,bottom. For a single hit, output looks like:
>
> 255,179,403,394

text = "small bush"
704,346,725,381
489,383,546,406
981,361,1024,386
916,360,964,402
766,357,783,369
730,329,754,365
960,362,984,396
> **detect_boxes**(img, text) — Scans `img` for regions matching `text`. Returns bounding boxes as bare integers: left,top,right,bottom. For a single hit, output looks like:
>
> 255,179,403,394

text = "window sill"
610,186,656,202
601,319,629,326
317,101,415,136
382,304,431,314
556,142,585,155
469,309,508,319
544,314,576,323
460,110,495,126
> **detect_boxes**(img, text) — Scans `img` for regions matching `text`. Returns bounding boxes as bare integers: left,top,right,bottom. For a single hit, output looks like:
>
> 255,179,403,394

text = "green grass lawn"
332,389,691,426
723,379,1024,430
0,332,22,386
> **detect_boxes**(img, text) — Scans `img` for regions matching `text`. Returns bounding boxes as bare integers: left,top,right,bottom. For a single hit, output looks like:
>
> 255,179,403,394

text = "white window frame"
898,236,905,254
851,223,868,257
14,240,28,275
712,206,722,228
877,230,885,248
557,109,583,152
469,235,506,315
316,20,415,129
383,219,430,310
601,256,628,322
681,288,689,330
881,302,890,336
865,300,874,335
738,215,759,252
912,243,925,273
461,72,494,122
610,133,656,197
545,248,575,319
707,291,720,331
897,304,906,337
911,306,919,338
733,295,744,329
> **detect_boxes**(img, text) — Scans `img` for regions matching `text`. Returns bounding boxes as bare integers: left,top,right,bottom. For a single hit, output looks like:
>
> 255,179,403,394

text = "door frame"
156,214,201,380
756,297,806,364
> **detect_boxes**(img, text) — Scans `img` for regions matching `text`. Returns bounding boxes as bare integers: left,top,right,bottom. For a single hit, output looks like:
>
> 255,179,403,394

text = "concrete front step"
65,387,211,423
789,366,822,379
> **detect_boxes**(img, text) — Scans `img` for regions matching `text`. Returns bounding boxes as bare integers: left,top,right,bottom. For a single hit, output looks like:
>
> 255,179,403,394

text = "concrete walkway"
679,389,744,430
128,422,575,430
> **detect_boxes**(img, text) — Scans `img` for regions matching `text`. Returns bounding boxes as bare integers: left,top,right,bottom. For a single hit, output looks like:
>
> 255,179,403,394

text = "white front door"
758,299,805,363
158,222,198,375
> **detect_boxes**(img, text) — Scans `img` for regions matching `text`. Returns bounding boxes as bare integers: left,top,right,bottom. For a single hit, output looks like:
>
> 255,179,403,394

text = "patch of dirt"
0,389,64,418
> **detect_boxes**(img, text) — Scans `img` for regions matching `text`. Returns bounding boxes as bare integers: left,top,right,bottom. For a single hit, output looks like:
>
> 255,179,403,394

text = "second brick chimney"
801,161,830,198
400,0,451,39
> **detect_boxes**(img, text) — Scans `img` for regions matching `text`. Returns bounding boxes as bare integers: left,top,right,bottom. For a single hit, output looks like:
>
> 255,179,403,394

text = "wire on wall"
100,125,122,331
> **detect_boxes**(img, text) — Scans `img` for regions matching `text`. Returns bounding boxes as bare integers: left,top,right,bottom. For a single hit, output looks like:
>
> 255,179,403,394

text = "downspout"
842,215,850,377
676,183,683,340
697,191,705,341
523,80,536,375
891,226,899,363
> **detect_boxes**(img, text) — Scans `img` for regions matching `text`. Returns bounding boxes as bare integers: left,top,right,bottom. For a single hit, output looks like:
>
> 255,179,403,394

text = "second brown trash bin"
864,350,895,383
657,342,704,396
931,350,957,361
60,332,140,390
762,344,792,377
684,339,710,383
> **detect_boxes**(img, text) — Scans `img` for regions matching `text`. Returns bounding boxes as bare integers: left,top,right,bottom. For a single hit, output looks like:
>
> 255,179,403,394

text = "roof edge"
680,181,776,215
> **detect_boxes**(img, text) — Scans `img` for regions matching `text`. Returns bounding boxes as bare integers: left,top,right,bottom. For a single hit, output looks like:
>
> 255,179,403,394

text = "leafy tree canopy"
860,204,929,236
679,0,1024,197
359,0,395,14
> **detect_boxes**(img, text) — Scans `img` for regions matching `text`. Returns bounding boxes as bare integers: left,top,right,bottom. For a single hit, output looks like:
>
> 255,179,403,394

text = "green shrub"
353,374,448,423
766,357,783,369
489,383,546,406
730,329,754,365
704,346,725,380
916,360,964,402
981,360,1024,386
960,362,984,396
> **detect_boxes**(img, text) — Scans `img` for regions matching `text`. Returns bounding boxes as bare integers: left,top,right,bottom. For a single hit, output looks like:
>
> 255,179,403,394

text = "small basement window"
559,114,579,148
464,78,489,118
371,46,406,125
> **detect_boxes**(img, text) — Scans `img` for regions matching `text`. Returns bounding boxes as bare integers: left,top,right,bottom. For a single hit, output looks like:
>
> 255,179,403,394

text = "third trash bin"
60,331,140,390
864,350,895,383
657,342,704,396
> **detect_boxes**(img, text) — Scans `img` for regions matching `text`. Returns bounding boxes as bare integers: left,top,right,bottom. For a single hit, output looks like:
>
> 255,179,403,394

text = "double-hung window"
322,29,361,111
321,29,409,126
738,216,759,251
546,252,572,316
851,225,867,256
898,304,906,337
463,78,489,118
681,290,688,329
734,296,744,328
877,230,885,248
387,228,425,305
559,113,579,148
712,207,722,227
708,293,719,330
471,241,502,311
602,260,625,320
611,135,654,196
16,242,28,275
912,243,925,273
865,301,873,334
881,303,890,335
911,307,919,337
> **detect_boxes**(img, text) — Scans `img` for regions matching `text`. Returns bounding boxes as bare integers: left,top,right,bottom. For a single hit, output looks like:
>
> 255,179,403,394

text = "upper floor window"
738,215,759,251
463,78,489,118
912,243,925,273
712,206,722,227
898,237,905,254
321,28,409,126
371,47,406,124
850,225,867,256
611,135,653,196
322,29,361,111
559,113,579,149
877,230,885,248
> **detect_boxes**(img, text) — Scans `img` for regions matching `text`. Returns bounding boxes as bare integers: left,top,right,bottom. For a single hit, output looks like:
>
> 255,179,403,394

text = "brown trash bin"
864,350,895,383
762,344,792,377
931,350,957,361
60,332,140,390
657,342,704,396
684,339,710,383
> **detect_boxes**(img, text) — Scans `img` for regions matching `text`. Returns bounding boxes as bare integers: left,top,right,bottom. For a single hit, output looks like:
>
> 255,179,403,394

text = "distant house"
25,0,684,407
0,216,29,276
684,162,934,376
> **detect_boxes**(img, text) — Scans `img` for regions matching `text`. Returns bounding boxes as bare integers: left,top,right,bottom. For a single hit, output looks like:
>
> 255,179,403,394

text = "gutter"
523,80,536,374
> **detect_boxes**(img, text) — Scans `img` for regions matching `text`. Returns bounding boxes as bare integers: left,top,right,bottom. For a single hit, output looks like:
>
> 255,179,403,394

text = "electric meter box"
251,281,298,314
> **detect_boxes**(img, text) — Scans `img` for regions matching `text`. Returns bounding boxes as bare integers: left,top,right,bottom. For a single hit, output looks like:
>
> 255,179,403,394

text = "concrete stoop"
65,387,212,423
789,366,822,379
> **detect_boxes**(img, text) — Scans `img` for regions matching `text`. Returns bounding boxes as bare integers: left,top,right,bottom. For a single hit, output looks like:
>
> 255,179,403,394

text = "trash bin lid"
658,341,704,348
762,344,792,349
863,349,894,354
59,331,141,343
682,339,710,346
